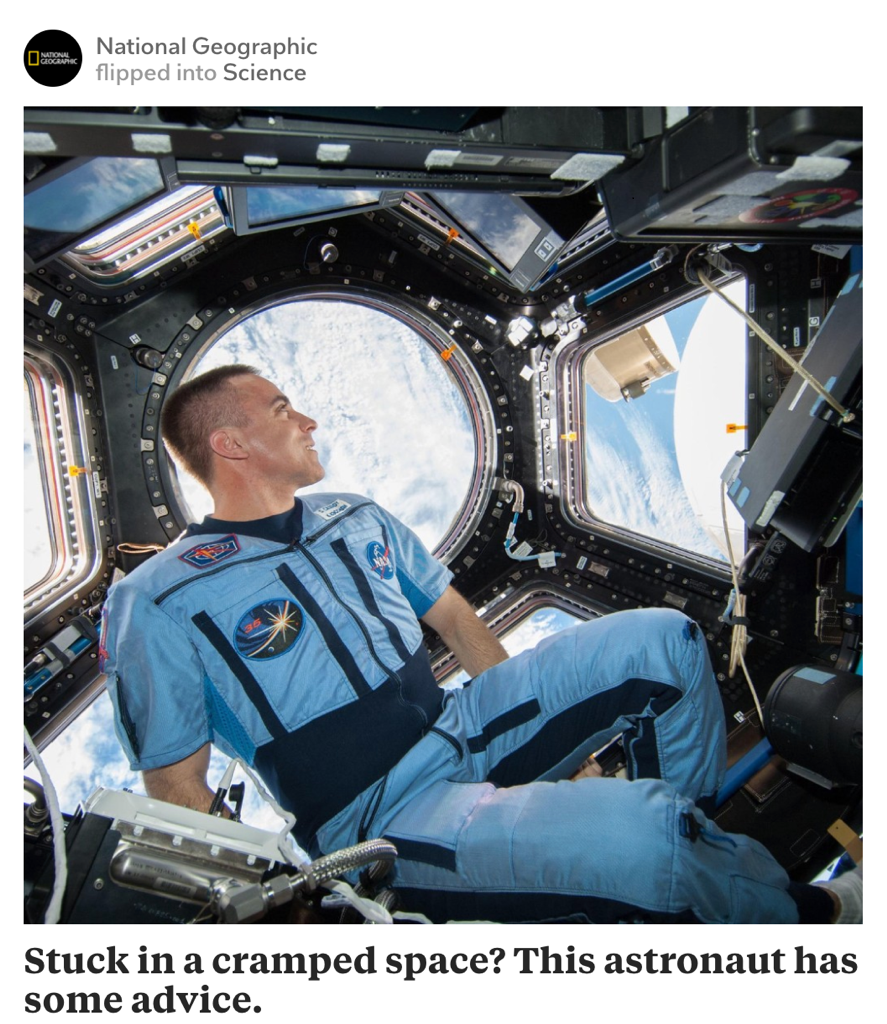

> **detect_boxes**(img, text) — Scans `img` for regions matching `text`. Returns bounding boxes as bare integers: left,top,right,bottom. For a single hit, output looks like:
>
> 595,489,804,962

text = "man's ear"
208,427,249,462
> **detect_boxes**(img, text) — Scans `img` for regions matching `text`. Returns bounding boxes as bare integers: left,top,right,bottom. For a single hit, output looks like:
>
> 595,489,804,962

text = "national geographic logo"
24,29,82,86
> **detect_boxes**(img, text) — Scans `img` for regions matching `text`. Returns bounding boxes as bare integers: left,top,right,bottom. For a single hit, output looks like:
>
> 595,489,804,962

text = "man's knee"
575,607,705,667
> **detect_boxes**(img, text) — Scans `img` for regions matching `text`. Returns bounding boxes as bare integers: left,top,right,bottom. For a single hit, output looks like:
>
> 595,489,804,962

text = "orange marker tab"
560,432,578,442
188,222,202,240
441,343,457,361
68,466,90,477
726,423,748,434
445,228,459,245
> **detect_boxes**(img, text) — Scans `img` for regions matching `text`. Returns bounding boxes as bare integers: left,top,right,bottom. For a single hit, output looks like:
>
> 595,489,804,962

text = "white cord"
719,481,764,723
697,269,854,424
229,759,302,866
23,726,68,923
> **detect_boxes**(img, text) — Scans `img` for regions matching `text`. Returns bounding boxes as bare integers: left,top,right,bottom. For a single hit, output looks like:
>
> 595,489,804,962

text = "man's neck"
208,482,299,522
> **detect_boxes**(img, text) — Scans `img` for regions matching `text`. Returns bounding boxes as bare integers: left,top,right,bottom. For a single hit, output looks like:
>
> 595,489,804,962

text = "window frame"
24,346,103,625
555,276,749,576
61,186,229,286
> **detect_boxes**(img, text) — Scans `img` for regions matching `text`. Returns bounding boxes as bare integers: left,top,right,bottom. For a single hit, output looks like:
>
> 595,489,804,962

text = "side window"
577,280,748,562
63,186,228,285
24,351,101,622
23,376,53,591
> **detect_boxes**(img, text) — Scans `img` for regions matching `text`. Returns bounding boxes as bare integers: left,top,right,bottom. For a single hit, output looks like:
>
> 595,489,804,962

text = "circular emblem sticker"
367,540,394,580
24,30,83,87
234,599,303,660
739,188,858,225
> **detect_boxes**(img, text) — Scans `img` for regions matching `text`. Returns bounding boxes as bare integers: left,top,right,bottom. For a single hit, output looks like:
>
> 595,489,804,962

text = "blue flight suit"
102,493,821,923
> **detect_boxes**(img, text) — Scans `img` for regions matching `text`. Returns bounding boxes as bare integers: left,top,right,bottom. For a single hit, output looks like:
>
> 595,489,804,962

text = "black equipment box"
598,107,862,244
724,273,862,552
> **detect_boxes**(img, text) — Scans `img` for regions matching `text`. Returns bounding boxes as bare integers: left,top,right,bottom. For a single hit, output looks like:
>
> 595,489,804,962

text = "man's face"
227,374,325,490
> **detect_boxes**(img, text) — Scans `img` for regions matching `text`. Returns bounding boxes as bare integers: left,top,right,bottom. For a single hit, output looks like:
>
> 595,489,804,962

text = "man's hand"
422,586,509,677
142,743,222,814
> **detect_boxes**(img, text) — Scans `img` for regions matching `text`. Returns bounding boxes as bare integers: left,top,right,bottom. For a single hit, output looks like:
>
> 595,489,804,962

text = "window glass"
179,299,478,554
581,280,747,560
24,377,52,590
25,157,165,262
430,192,541,271
246,187,382,227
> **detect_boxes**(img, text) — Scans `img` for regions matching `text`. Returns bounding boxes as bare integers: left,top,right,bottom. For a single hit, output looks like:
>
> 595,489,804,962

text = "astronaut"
101,364,860,923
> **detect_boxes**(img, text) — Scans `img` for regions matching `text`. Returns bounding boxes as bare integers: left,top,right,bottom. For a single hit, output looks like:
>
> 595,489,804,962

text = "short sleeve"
102,582,211,771
375,505,453,618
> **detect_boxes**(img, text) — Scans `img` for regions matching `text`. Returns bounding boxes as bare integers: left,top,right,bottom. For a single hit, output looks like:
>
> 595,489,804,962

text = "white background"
13,3,876,1019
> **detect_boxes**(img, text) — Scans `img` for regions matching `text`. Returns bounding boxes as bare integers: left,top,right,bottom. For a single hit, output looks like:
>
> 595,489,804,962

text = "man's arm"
422,585,508,677
142,743,218,813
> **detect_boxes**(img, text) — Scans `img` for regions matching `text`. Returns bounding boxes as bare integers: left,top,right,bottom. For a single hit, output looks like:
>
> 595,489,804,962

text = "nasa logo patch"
179,535,241,569
234,599,303,660
367,540,394,580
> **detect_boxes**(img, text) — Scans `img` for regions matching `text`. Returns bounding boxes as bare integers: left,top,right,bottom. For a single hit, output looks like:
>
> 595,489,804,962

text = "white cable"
23,726,68,924
719,481,764,723
230,759,302,866
697,269,854,423
325,880,395,923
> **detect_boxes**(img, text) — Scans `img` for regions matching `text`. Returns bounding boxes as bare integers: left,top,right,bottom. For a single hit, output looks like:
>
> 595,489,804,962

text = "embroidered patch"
315,498,351,521
179,535,241,569
234,599,303,660
367,540,394,580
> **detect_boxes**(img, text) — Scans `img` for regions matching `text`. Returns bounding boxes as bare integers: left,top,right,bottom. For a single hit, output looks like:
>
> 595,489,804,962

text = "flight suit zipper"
289,544,429,729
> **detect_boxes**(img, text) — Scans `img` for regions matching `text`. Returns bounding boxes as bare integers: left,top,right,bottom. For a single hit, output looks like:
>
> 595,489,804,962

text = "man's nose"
297,413,317,432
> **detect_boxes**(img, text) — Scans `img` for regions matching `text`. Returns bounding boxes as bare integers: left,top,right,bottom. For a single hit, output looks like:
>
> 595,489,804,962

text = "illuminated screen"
430,191,542,271
246,186,383,227
24,157,165,262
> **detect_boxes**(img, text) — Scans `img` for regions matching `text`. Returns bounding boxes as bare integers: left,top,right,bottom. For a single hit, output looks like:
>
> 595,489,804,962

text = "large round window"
175,292,494,560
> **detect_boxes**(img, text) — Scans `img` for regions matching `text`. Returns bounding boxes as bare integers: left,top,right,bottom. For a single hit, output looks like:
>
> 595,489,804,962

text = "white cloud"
584,396,721,559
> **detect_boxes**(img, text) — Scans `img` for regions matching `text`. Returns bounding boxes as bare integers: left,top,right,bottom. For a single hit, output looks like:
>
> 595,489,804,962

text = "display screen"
246,186,383,227
24,157,166,263
430,191,543,271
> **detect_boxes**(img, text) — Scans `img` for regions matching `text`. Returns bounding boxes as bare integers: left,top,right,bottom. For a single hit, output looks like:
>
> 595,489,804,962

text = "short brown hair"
161,364,259,486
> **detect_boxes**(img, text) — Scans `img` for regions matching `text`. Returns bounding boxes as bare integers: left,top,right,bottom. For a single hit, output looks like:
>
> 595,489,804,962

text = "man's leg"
448,607,725,809
382,774,829,923
376,608,834,922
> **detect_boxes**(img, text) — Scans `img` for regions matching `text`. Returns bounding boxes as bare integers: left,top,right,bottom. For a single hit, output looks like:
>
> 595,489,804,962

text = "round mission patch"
234,599,303,660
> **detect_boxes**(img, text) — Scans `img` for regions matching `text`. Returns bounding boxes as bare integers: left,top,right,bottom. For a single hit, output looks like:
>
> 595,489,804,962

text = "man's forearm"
141,743,221,814
445,619,509,677
143,769,217,813
423,586,509,677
